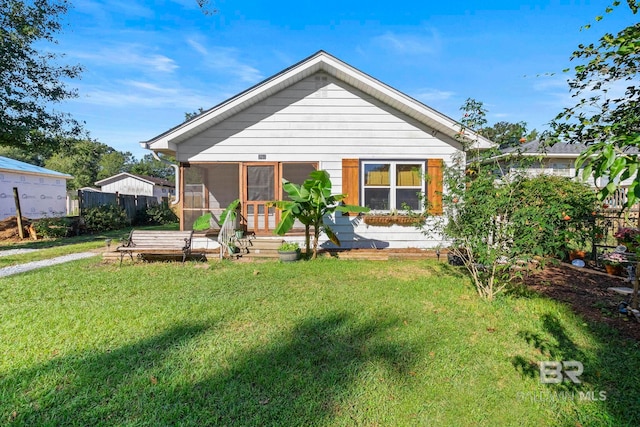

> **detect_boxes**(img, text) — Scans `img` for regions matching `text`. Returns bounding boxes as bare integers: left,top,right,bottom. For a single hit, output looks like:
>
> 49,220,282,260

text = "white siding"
100,177,154,197
176,71,459,249
178,72,457,166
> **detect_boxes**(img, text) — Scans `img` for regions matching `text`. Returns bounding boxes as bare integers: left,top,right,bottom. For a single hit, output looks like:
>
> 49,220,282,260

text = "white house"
498,139,635,207
0,156,72,219
141,51,493,249
95,173,175,201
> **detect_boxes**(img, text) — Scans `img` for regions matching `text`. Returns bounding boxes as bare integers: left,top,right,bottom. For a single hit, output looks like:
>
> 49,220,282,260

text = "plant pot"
604,264,623,276
235,230,244,239
363,215,425,227
569,250,586,261
278,250,300,262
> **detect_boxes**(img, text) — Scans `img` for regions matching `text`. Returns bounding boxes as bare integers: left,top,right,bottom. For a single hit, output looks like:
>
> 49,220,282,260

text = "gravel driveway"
0,252,98,278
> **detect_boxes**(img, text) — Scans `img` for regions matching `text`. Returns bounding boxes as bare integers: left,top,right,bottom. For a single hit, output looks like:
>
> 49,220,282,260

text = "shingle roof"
500,140,587,156
0,156,72,178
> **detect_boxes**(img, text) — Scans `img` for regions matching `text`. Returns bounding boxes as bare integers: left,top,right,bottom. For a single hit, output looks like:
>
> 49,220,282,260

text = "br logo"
539,361,583,384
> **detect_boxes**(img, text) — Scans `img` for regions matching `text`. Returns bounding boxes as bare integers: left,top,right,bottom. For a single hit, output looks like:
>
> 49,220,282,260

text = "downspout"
142,147,180,206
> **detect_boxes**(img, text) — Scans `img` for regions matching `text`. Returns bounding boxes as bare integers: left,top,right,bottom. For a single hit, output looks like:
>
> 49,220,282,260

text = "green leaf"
324,225,341,247
274,209,296,235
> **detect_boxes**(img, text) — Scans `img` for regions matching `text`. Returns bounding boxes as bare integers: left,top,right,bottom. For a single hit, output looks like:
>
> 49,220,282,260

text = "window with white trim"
362,161,425,211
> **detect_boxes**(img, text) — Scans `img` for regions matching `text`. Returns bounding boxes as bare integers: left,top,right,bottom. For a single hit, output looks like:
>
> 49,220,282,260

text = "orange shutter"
342,158,359,215
427,159,443,215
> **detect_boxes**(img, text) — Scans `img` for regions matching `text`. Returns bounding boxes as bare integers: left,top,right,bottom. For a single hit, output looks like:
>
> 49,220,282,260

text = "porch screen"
282,162,317,200
247,166,274,201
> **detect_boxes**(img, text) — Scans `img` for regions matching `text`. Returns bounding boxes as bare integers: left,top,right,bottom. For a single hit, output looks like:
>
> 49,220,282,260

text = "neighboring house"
141,51,493,249
95,173,175,201
498,139,636,208
0,156,72,219
497,139,587,180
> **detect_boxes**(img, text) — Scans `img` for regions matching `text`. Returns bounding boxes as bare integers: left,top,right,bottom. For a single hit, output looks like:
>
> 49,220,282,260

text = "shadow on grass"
166,312,416,425
2,323,210,425
3,313,415,426
511,313,640,424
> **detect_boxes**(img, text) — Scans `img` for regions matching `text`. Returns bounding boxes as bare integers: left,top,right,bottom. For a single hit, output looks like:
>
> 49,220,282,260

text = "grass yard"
1,257,639,426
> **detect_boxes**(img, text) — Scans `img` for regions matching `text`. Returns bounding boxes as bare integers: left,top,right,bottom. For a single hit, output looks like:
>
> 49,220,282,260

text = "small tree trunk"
305,224,311,258
312,227,320,259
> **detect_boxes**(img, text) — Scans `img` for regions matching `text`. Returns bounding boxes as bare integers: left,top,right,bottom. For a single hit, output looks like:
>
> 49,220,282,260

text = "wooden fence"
68,190,160,223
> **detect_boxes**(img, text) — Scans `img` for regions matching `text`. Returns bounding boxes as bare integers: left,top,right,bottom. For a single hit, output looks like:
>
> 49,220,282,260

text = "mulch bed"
521,263,640,342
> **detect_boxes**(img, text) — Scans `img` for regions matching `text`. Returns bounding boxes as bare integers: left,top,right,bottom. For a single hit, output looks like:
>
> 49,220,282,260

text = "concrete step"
240,237,285,258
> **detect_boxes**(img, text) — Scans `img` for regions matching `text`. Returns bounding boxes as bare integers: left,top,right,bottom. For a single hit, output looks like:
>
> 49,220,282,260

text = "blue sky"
53,0,638,159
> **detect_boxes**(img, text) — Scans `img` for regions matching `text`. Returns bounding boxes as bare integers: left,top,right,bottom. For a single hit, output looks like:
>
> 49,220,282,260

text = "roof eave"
144,51,496,151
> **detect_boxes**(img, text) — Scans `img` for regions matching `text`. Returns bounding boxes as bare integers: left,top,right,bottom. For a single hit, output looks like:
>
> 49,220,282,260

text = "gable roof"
95,172,174,187
499,139,587,157
0,156,72,178
142,50,494,152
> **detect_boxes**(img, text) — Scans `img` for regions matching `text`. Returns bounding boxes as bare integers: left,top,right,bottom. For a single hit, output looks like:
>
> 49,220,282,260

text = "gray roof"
500,140,587,156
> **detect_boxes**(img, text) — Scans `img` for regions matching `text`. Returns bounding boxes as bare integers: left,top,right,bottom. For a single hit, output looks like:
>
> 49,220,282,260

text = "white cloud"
414,88,455,103
74,80,213,109
186,40,263,82
373,29,441,55
71,44,179,74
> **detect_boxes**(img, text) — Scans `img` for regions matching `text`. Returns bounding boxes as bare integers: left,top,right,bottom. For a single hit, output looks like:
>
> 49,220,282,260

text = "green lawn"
0,224,179,267
1,257,638,426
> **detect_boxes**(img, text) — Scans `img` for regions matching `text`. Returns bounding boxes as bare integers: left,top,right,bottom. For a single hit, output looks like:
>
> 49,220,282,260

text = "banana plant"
270,170,369,259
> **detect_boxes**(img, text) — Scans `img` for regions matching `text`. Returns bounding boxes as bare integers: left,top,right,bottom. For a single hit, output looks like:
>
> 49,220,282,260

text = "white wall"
100,177,154,197
177,71,459,249
0,172,68,219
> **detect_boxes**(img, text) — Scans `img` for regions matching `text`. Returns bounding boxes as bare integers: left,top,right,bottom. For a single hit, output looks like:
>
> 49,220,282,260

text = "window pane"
247,166,274,200
364,164,390,186
396,189,420,210
364,188,390,210
396,164,421,187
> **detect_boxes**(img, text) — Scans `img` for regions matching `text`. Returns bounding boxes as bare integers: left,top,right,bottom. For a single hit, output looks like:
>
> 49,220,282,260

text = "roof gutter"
141,141,180,206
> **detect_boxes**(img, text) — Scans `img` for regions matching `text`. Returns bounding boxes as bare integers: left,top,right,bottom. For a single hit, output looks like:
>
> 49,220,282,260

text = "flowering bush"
613,227,640,242
601,251,627,266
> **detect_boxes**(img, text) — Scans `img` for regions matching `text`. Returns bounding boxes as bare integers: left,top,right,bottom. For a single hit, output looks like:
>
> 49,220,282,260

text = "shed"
95,173,175,201
0,156,72,219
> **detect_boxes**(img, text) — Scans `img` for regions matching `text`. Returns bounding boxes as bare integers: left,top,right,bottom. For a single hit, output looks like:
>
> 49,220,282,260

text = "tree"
481,121,536,148
551,1,640,310
425,99,599,300
270,170,369,259
97,150,134,181
45,139,106,190
130,154,175,182
184,107,206,122
0,0,83,151
551,1,639,206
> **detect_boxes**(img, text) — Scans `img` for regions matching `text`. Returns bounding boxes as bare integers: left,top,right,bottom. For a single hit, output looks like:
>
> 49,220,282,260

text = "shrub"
145,202,178,225
278,242,300,252
510,175,598,259
31,215,71,238
83,204,128,232
427,151,599,300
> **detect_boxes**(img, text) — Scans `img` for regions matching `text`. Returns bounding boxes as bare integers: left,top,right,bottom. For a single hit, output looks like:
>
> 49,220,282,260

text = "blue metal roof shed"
0,156,72,178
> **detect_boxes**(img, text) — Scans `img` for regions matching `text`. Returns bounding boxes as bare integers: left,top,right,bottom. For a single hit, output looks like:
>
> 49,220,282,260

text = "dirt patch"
0,216,32,242
521,263,640,342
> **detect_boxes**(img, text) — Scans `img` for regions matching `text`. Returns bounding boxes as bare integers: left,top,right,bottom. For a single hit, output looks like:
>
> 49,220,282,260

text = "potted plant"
235,229,244,239
601,251,626,276
614,227,640,251
278,241,301,262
